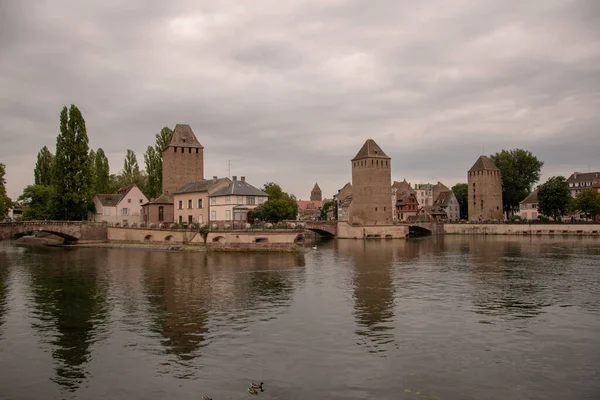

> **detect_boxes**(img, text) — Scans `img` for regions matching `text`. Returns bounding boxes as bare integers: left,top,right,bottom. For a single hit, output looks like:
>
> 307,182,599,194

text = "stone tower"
162,124,204,194
310,183,322,202
467,155,503,221
350,139,392,225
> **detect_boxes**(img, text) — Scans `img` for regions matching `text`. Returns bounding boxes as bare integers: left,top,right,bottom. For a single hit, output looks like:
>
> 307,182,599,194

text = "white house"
91,185,148,225
519,189,540,221
208,176,268,223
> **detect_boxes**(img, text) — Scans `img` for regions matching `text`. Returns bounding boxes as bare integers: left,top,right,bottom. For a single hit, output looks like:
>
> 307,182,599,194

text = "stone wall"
107,227,195,244
336,222,409,239
351,158,392,225
162,146,204,194
443,223,600,236
468,169,503,221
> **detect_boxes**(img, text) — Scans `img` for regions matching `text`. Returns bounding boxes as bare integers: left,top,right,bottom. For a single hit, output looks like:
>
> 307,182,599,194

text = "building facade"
566,172,600,197
173,177,230,225
162,124,205,195
432,190,460,221
208,176,268,223
350,139,392,225
91,185,148,225
467,155,503,221
519,189,540,220
392,179,418,221
414,183,434,207
141,193,174,225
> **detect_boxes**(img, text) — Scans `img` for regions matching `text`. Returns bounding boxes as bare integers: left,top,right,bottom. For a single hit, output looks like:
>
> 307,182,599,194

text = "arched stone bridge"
0,221,108,244
305,221,437,238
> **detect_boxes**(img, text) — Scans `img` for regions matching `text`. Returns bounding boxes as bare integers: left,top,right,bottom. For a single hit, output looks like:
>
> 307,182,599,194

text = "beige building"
350,139,392,225
519,189,540,220
141,192,174,225
392,180,418,221
432,190,460,221
566,172,600,197
162,124,205,195
334,182,353,221
468,155,503,221
414,183,434,207
173,177,230,225
91,185,148,225
208,176,268,223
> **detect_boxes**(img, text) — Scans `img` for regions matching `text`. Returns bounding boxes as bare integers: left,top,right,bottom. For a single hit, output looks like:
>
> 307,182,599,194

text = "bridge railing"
0,220,107,227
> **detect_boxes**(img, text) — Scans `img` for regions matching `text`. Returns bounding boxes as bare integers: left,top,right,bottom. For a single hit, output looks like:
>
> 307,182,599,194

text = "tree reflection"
337,240,395,354
26,248,108,392
0,251,9,336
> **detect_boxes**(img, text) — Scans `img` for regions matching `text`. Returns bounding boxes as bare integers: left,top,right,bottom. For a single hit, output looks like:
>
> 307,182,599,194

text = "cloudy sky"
1,0,598,200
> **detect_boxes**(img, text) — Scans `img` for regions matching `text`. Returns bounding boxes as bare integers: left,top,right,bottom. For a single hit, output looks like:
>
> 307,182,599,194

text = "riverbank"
53,241,302,253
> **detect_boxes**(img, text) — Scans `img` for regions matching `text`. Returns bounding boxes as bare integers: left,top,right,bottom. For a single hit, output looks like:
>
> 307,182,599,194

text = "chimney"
213,176,217,181
241,176,245,182
232,176,237,181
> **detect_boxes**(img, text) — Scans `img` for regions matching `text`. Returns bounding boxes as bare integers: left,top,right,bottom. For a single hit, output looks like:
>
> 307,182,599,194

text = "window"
179,215,183,223
225,210,231,220
128,198,131,203
246,196,255,205
139,199,143,203
122,208,129,216
158,206,164,221
375,207,378,211
178,200,183,210
210,211,216,220
198,199,203,208
210,197,216,205
188,215,193,224
181,147,184,153
188,199,192,209
237,196,243,205
104,208,110,216
174,147,177,152
196,148,199,154
188,148,191,153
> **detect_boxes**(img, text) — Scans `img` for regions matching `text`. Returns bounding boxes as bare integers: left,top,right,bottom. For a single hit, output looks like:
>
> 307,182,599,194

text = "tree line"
15,105,174,221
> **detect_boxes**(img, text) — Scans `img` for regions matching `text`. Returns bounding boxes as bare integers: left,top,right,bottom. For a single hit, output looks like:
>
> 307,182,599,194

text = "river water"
0,236,599,400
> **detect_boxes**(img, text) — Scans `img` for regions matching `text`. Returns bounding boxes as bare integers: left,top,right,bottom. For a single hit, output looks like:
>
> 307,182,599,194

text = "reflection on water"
0,237,599,399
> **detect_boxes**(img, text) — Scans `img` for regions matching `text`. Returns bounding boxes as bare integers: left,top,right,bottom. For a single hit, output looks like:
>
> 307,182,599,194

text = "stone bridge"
305,221,437,238
0,221,108,244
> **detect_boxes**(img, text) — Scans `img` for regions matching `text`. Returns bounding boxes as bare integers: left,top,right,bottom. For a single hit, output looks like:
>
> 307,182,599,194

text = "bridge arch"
408,225,432,237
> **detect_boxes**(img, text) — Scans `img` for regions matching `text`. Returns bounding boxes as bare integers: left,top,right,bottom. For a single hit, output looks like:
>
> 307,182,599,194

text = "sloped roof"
433,190,453,207
147,192,174,205
566,172,600,184
396,192,418,205
312,183,321,191
421,205,447,216
392,179,415,195
520,189,539,204
209,179,268,197
468,155,499,172
96,194,122,207
352,139,390,161
297,200,322,210
167,124,204,149
174,178,228,194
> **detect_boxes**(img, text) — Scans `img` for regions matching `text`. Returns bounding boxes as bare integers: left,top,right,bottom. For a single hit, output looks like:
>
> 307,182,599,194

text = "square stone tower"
162,124,204,194
350,139,392,225
467,155,503,221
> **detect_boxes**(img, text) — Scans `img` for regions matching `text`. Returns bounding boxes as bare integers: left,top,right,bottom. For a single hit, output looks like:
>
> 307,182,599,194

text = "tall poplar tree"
0,163,12,219
53,105,94,220
122,149,145,189
144,126,173,198
93,148,110,193
34,146,54,186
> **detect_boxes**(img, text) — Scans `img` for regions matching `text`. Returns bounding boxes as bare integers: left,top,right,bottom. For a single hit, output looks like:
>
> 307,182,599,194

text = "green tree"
93,148,110,193
18,185,56,220
144,127,173,199
490,149,544,217
571,189,600,220
0,163,12,219
53,105,94,220
252,183,298,223
538,176,571,221
34,146,54,186
451,183,468,220
320,201,333,220
121,149,146,189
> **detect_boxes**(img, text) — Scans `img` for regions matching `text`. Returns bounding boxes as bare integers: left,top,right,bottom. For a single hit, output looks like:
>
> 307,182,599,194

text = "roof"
392,179,415,195
297,200,322,210
352,139,390,161
144,192,174,206
209,179,268,197
96,194,123,207
421,205,447,216
567,172,600,184
520,189,539,204
174,178,228,194
312,183,321,191
433,190,453,207
116,185,135,196
396,192,417,205
167,124,204,149
468,155,500,172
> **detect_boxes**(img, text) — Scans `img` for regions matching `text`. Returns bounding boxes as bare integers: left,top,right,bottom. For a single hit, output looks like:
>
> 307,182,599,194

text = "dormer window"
183,139,186,143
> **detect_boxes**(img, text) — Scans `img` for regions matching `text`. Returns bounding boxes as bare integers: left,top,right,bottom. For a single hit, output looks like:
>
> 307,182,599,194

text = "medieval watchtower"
467,155,503,221
162,124,204,194
350,139,392,225
310,183,322,202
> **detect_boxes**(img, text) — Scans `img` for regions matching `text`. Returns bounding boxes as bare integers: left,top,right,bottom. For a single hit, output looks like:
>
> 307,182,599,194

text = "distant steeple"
310,183,322,202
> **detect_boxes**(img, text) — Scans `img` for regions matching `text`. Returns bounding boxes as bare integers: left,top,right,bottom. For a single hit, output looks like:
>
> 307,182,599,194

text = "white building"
519,189,540,220
90,185,148,225
208,176,268,223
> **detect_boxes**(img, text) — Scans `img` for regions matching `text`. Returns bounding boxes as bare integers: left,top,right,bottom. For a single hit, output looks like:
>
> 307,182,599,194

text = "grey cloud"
1,0,599,201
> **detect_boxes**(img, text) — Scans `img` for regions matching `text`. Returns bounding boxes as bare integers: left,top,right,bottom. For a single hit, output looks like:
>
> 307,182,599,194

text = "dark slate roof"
520,189,539,204
96,194,123,207
209,180,269,197
396,192,417,205
352,139,390,161
566,172,600,184
422,205,447,216
174,178,228,194
312,183,321,191
468,155,500,172
167,124,204,149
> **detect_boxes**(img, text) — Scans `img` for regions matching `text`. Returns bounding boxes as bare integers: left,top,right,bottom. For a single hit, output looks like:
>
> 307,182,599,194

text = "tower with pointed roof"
162,124,205,194
467,155,503,221
310,183,322,202
350,139,392,225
